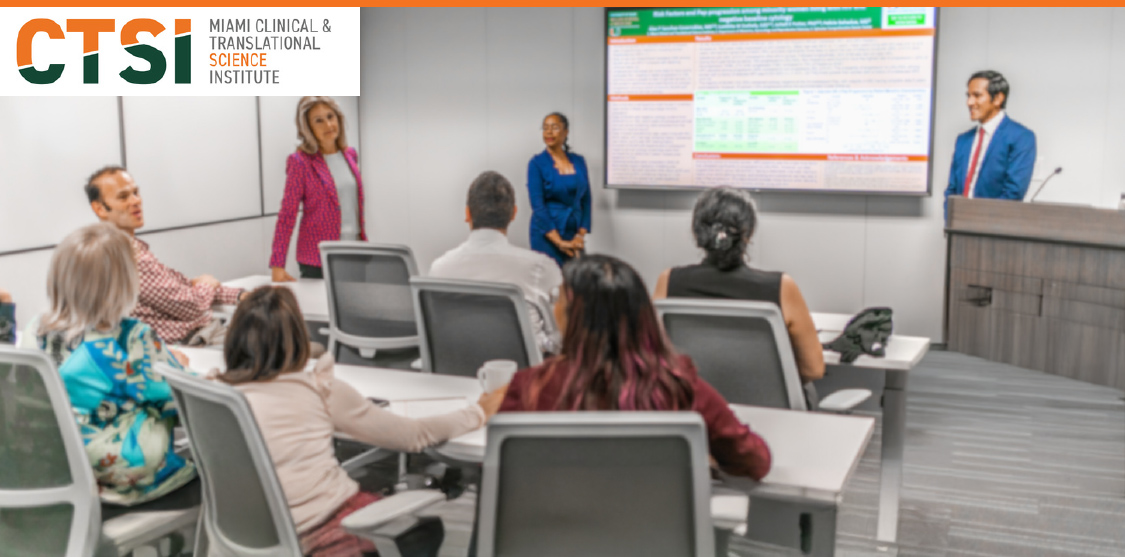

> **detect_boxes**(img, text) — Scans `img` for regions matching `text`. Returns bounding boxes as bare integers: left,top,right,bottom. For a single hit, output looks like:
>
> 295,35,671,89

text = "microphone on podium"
1029,167,1063,202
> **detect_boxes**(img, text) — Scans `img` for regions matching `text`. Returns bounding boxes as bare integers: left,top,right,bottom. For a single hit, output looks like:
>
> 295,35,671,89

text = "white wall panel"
754,195,868,315
404,8,488,272
140,218,271,282
573,7,614,261
1103,8,1125,209
362,7,412,247
122,97,261,229
485,7,574,250
987,8,1113,206
0,97,119,252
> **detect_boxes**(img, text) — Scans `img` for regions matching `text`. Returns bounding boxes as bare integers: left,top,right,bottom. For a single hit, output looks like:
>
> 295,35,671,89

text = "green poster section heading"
608,7,884,37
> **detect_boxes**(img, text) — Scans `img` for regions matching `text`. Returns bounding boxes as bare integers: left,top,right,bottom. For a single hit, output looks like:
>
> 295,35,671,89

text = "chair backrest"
155,364,302,557
411,277,542,377
476,412,714,557
320,242,420,355
0,346,101,557
655,298,807,410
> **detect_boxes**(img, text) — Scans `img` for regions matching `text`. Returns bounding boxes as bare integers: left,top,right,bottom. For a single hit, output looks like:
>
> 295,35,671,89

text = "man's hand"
191,274,220,288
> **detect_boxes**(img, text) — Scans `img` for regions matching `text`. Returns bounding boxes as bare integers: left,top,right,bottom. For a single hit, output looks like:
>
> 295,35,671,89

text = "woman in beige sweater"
218,286,504,556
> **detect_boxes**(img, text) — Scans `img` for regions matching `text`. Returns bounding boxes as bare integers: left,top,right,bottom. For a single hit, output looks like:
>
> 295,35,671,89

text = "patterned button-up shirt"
130,236,242,343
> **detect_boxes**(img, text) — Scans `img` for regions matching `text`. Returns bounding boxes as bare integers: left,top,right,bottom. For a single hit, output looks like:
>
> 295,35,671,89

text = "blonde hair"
296,96,348,155
40,223,139,342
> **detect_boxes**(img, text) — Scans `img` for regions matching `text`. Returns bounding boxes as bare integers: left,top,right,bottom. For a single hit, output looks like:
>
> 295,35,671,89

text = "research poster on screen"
605,7,937,194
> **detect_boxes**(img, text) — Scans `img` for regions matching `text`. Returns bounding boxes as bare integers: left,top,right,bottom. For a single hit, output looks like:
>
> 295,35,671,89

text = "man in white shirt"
430,171,563,354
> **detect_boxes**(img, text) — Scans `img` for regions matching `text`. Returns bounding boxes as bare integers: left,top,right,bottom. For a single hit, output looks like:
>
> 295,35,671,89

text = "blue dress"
527,150,592,267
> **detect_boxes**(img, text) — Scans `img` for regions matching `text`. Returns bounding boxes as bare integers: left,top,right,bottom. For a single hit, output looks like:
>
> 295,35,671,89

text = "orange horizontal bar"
0,2,1036,7
608,94,693,102
609,28,934,45
694,153,928,162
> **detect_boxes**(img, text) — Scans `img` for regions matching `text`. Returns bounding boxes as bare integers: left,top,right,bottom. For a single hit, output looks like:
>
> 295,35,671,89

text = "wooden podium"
945,196,1125,389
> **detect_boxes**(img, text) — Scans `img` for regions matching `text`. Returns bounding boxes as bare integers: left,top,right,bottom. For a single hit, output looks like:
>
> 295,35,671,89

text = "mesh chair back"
411,277,542,377
656,299,806,410
0,346,101,557
320,242,420,357
476,412,714,557
155,364,302,557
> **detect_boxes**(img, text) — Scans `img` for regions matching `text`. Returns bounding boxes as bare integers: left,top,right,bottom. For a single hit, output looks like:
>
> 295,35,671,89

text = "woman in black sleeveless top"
654,187,825,383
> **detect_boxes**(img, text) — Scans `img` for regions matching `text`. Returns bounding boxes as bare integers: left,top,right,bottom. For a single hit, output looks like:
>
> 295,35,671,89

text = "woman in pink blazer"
270,96,366,281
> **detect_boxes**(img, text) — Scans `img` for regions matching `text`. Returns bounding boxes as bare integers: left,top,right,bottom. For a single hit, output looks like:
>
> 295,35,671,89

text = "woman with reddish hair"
499,254,771,480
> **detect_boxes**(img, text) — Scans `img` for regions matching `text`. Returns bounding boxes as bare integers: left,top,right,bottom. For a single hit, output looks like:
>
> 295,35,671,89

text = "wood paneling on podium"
945,197,1125,389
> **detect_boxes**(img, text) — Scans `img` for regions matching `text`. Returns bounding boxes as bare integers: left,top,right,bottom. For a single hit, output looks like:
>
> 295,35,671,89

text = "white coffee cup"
478,359,518,392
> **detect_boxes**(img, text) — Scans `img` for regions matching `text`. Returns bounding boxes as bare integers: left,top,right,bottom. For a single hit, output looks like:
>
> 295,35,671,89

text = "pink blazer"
270,148,366,268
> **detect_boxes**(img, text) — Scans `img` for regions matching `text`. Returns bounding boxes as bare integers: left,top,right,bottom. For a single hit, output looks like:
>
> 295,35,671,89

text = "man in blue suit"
945,70,1037,203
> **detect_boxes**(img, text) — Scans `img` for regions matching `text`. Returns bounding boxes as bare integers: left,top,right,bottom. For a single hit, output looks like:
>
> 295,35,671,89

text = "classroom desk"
214,276,928,547
215,275,329,322
814,312,929,548
180,347,872,501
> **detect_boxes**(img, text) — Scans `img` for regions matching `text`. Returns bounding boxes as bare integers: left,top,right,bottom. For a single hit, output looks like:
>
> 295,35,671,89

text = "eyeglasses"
542,124,565,132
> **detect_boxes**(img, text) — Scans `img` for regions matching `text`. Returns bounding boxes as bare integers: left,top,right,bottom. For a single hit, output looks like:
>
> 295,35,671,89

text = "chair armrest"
711,494,749,534
818,389,872,413
341,447,396,474
341,490,446,533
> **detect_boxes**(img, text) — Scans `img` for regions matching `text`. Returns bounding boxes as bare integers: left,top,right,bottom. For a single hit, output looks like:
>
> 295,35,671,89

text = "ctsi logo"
17,18,191,85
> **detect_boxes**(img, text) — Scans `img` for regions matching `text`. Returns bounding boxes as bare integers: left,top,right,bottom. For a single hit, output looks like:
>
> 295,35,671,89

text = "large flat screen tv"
605,7,938,195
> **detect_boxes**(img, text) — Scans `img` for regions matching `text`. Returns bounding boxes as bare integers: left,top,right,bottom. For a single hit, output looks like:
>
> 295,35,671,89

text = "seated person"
654,187,825,383
500,254,771,481
0,287,13,344
85,165,245,346
430,171,564,353
217,285,505,557
20,223,198,508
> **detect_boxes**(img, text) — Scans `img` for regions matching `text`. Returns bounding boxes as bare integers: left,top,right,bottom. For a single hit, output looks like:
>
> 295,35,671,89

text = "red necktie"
963,127,985,197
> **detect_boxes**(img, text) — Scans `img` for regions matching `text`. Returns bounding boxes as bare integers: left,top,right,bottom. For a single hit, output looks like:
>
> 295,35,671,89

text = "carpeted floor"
359,350,1125,556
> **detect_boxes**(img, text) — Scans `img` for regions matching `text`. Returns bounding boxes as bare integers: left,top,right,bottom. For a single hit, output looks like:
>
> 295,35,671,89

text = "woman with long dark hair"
499,254,770,480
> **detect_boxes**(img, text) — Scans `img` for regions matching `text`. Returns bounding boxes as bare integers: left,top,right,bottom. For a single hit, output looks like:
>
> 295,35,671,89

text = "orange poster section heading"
609,27,934,45
608,94,693,102
694,153,929,162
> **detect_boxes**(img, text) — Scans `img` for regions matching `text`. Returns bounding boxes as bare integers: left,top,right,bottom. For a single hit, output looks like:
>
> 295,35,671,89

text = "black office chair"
410,277,542,378
156,362,446,557
320,241,421,369
475,412,718,557
654,299,869,556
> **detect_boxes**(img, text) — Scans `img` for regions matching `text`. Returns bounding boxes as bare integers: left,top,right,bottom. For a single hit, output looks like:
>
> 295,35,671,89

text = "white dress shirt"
966,111,1005,198
429,228,564,354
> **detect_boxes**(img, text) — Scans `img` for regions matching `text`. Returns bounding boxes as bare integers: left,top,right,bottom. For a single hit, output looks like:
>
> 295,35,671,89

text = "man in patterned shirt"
86,166,245,345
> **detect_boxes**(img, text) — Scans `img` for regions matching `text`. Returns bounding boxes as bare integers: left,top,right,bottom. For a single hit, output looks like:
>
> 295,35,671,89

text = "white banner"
2,7,359,95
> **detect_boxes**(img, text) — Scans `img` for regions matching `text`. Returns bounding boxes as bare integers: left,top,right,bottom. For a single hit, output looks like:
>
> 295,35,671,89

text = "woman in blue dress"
527,112,591,267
